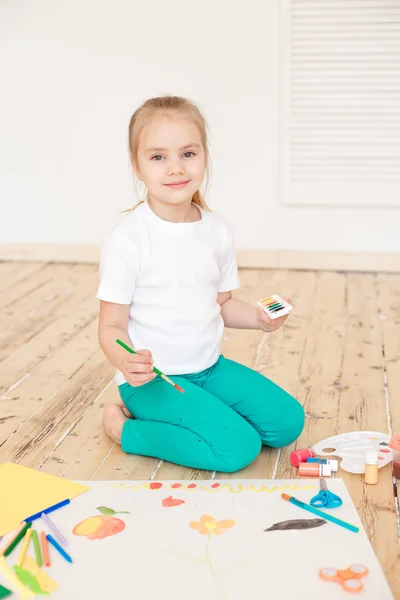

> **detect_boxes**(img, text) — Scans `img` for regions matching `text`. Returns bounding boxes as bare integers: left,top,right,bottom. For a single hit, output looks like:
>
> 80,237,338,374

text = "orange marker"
41,531,50,567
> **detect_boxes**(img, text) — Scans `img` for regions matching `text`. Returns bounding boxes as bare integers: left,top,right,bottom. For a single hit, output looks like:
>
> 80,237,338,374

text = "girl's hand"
257,297,293,333
121,349,156,387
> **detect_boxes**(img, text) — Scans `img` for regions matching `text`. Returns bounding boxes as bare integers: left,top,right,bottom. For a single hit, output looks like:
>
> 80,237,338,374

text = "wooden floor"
0,262,399,596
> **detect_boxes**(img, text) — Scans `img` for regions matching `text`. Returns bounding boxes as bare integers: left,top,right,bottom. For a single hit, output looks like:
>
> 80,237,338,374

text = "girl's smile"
165,180,191,189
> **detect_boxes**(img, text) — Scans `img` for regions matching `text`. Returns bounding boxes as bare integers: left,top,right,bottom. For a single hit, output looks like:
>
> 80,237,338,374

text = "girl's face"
135,116,206,207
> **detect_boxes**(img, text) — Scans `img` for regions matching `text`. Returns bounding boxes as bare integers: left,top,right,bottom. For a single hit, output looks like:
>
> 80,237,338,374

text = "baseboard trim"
0,243,100,263
0,243,399,273
236,249,400,273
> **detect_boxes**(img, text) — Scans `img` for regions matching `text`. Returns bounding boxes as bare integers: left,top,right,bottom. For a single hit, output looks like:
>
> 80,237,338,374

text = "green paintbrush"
116,339,184,393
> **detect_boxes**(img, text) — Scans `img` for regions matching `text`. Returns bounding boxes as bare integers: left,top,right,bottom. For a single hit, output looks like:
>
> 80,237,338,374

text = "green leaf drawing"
96,506,115,515
96,506,130,515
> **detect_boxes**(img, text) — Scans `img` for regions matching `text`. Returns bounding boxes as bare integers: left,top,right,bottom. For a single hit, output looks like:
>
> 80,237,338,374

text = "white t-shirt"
96,201,240,385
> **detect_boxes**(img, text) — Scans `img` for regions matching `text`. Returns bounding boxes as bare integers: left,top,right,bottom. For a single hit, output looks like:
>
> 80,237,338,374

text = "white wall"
1,0,399,253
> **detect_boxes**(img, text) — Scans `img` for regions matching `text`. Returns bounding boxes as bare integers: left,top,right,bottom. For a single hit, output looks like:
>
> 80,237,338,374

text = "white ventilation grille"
279,0,400,207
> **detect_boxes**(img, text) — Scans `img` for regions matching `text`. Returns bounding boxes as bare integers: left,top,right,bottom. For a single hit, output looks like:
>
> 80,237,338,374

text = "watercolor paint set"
257,294,293,320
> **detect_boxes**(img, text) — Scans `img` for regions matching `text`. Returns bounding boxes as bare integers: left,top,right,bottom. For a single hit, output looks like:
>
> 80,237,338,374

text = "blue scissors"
310,478,342,509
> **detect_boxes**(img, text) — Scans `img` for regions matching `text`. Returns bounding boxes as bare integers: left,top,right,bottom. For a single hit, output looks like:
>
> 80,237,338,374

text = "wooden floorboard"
0,261,399,597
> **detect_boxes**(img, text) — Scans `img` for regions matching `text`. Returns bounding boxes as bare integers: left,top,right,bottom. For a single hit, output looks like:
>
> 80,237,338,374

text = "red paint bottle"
389,434,400,480
290,448,316,467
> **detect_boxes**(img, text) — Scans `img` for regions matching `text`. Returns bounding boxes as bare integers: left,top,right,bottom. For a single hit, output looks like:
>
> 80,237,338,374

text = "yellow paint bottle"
364,451,378,485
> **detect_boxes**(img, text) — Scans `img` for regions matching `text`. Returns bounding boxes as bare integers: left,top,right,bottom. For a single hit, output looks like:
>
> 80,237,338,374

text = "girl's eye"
151,151,196,161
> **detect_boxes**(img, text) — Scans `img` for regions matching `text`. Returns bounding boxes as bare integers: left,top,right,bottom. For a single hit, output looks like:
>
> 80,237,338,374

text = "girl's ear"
131,157,142,182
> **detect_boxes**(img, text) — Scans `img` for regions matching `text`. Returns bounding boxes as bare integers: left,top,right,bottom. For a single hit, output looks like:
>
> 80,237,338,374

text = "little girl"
97,95,304,473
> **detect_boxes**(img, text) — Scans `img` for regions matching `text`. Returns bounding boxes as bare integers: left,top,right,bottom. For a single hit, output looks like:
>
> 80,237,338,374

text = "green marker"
31,529,42,567
4,522,32,556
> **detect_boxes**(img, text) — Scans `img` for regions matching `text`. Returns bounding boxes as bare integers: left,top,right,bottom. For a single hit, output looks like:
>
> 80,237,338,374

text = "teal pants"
119,355,304,473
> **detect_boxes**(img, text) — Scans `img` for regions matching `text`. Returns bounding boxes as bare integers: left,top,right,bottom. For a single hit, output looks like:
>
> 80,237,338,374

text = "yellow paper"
22,556,58,593
0,555,35,600
0,462,90,536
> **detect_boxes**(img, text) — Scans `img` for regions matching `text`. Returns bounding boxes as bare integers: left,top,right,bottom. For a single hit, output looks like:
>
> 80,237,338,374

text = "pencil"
116,338,184,393
281,493,359,533
46,534,72,563
4,522,32,557
41,531,50,567
17,528,32,567
31,530,42,567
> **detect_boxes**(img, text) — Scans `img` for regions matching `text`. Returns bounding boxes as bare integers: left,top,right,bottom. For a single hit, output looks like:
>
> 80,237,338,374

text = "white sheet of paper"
4,479,391,600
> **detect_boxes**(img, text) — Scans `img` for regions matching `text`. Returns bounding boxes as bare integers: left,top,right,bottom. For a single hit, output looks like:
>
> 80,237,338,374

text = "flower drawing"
189,514,235,536
189,515,236,599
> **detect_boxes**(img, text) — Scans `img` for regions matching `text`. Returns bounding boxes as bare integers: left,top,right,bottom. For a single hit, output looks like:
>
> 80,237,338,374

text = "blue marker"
306,458,328,464
47,534,73,563
23,499,70,523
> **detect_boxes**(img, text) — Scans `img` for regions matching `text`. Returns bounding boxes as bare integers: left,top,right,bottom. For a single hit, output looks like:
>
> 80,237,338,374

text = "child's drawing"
73,515,125,540
162,496,185,507
73,505,129,540
264,518,326,532
42,479,393,600
189,515,236,599
95,506,130,516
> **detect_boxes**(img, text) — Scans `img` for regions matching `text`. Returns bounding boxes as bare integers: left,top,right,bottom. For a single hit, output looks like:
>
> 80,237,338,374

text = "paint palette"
312,431,392,474
257,295,293,320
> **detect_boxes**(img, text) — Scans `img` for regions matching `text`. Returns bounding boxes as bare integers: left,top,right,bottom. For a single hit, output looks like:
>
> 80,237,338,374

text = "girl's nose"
167,160,185,175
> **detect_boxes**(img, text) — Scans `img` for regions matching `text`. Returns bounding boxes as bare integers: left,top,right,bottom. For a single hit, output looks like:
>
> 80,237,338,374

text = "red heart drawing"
162,496,186,508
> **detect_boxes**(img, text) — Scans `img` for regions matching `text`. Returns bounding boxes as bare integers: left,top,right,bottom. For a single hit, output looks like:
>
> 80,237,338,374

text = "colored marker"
17,528,32,567
281,494,359,533
0,524,24,556
41,512,68,545
4,522,32,557
46,534,72,563
116,339,184,393
41,531,50,567
31,530,42,567
23,499,70,523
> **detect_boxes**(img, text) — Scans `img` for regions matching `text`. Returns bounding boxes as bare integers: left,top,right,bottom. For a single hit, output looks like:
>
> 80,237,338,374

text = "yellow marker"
18,528,33,567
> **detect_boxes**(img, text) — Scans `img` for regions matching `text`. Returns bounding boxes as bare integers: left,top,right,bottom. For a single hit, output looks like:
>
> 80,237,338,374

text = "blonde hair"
124,95,211,212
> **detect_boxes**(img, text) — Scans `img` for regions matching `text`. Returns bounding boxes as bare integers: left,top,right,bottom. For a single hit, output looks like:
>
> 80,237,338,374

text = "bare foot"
118,401,133,419
102,404,128,444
